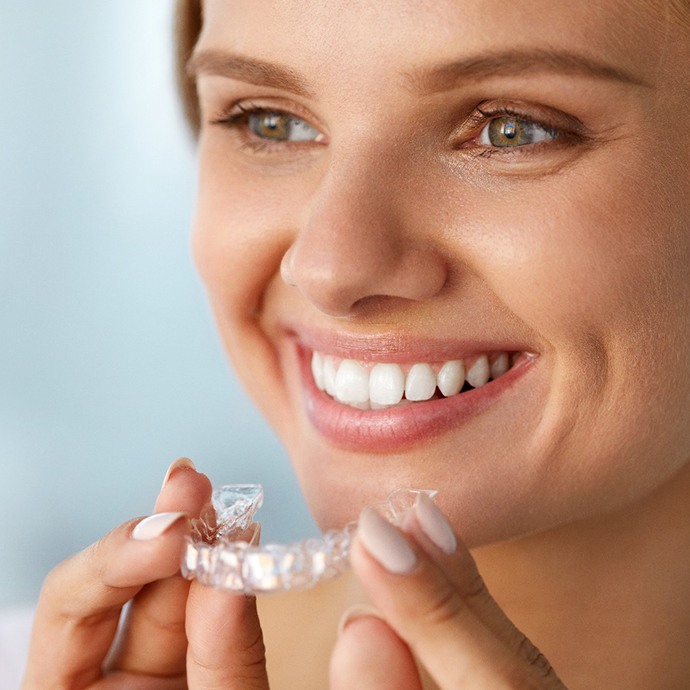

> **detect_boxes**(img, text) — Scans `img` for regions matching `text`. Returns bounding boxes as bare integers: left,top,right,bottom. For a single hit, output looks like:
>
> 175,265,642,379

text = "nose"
281,158,447,318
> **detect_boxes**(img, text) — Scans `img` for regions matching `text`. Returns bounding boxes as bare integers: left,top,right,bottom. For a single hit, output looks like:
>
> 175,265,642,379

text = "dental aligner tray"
181,484,434,594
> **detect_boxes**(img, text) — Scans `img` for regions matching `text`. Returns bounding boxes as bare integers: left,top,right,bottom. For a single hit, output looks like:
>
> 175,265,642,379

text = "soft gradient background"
0,0,315,610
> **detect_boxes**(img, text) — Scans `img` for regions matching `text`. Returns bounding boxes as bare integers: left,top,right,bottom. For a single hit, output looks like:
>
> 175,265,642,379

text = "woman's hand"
23,460,563,689
22,459,270,690
331,494,567,690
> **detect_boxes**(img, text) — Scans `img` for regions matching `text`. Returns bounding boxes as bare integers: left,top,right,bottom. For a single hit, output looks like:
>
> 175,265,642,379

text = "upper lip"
283,325,537,362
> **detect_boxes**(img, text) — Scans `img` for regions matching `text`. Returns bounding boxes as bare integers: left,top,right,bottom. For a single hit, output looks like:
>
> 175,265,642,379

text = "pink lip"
293,339,537,453
294,329,530,363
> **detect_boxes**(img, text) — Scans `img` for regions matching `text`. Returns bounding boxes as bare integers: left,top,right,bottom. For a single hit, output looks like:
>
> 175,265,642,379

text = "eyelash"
460,105,580,158
210,102,581,157
211,103,320,155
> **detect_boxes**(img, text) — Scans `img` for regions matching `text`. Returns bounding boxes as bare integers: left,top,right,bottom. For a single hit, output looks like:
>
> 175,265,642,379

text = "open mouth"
310,350,522,410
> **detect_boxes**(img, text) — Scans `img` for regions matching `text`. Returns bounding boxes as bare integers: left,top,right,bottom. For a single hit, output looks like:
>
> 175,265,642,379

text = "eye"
247,110,322,142
478,116,558,148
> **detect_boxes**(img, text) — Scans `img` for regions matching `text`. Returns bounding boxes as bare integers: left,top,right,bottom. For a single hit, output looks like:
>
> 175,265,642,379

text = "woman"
22,0,690,687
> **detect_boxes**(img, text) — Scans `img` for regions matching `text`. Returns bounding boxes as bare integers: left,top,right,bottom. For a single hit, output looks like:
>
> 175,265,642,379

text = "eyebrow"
405,48,650,93
188,47,649,99
187,49,313,97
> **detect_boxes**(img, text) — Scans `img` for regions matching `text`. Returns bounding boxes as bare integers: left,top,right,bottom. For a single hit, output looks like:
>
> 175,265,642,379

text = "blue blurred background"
0,1,315,609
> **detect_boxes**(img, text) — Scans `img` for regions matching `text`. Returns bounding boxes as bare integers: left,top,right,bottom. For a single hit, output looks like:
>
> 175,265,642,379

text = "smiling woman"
19,1,690,688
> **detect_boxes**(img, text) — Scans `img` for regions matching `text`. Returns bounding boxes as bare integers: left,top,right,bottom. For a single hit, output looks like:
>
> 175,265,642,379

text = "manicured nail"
415,493,457,555
161,457,196,488
132,512,187,540
358,507,417,574
337,604,384,636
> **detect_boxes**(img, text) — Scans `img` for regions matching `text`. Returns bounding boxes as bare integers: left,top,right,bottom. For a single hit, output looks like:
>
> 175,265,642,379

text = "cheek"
515,155,690,483
192,206,285,325
189,150,293,423
191,137,331,321
190,143,323,435
192,149,295,323
434,144,690,513
468,148,690,357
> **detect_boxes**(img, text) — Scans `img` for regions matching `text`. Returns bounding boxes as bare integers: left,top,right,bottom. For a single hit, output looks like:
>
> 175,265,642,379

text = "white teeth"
369,363,405,406
465,355,490,388
334,359,370,404
323,355,338,397
346,400,371,410
490,352,510,380
311,351,325,391
310,350,516,408
437,360,465,397
405,363,437,401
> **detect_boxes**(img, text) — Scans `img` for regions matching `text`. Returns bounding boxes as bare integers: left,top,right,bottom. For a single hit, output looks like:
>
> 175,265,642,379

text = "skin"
22,1,690,688
193,0,690,544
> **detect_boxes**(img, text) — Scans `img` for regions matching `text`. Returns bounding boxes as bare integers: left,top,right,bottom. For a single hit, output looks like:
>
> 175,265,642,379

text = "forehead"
197,0,671,85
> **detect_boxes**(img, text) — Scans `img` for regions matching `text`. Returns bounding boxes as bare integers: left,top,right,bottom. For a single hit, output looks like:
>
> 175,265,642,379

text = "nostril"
280,237,448,318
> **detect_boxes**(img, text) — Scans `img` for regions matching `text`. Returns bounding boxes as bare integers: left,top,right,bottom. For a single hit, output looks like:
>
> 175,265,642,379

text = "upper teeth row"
310,351,514,408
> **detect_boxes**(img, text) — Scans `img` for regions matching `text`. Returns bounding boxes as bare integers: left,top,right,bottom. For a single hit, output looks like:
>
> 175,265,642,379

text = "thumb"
185,584,269,690
329,606,422,690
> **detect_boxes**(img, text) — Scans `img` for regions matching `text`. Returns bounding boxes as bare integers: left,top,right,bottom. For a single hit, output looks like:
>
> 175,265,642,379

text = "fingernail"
132,512,187,540
161,457,196,488
358,507,417,574
415,493,457,555
337,604,384,636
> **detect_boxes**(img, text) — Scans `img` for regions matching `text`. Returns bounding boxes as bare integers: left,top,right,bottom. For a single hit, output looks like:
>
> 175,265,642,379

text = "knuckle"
412,565,490,630
238,628,268,670
39,544,121,625
418,580,467,628
58,602,120,633
40,559,82,616
137,605,187,637
189,628,267,684
216,618,264,659
505,635,561,688
463,569,490,603
516,635,549,673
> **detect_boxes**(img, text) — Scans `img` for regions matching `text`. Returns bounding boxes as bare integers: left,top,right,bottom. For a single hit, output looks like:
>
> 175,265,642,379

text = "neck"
473,462,690,689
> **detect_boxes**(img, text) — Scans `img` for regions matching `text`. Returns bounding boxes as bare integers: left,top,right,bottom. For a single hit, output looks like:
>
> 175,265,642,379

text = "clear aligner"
181,484,436,595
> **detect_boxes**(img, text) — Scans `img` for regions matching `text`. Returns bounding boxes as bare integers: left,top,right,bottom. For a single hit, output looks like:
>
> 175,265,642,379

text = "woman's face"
191,0,690,545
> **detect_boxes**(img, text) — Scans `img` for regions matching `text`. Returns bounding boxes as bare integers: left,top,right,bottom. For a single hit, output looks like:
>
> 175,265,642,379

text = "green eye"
247,111,320,142
479,116,557,148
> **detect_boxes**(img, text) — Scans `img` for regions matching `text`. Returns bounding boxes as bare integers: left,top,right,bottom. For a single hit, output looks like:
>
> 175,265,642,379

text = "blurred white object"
0,606,34,689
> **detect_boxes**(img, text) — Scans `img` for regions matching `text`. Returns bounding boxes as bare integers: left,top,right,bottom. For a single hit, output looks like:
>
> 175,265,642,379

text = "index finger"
350,497,566,689
106,461,213,677
23,512,189,689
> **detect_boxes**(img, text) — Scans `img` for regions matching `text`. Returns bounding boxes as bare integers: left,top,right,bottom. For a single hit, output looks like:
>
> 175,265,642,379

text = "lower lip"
297,347,536,453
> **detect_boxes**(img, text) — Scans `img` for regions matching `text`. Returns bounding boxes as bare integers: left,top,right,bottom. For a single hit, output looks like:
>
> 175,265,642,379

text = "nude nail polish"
337,604,384,635
415,493,457,554
161,457,196,488
132,512,187,540
358,507,417,574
